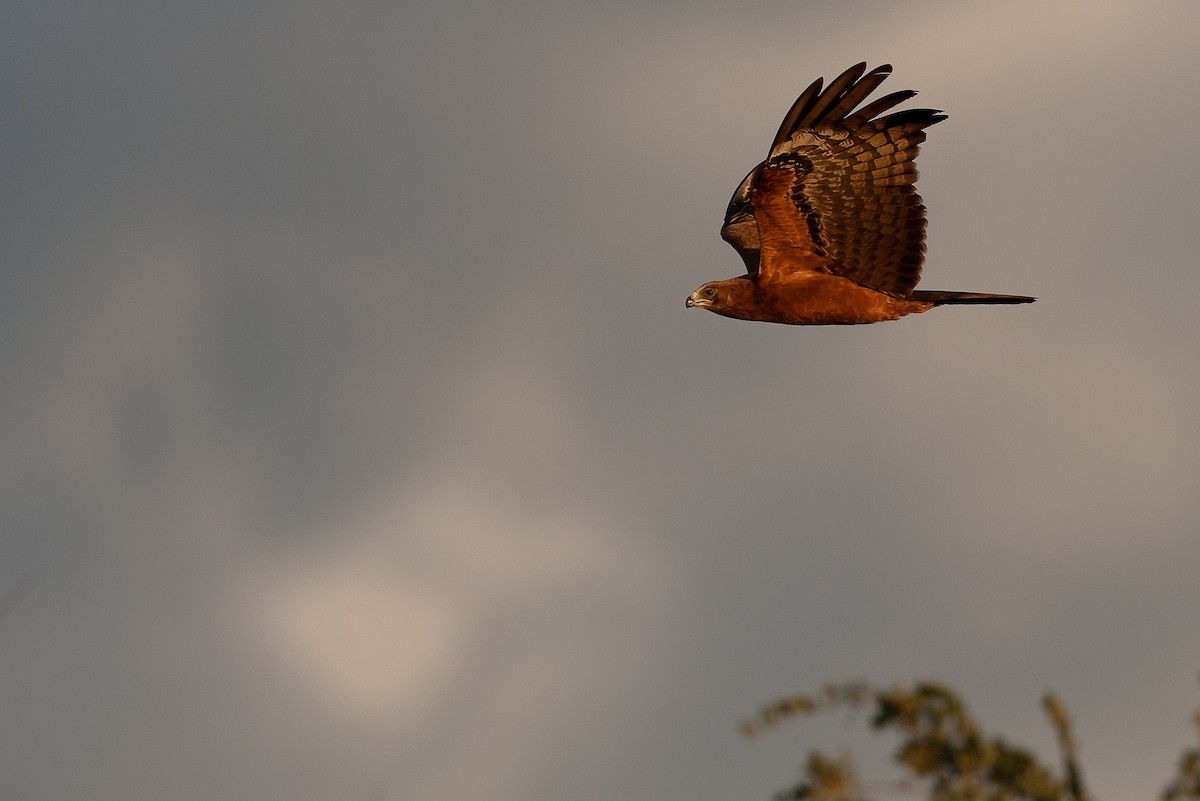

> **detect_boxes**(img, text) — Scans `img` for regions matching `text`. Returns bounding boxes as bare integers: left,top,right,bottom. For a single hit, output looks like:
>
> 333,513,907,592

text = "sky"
2,1,1200,799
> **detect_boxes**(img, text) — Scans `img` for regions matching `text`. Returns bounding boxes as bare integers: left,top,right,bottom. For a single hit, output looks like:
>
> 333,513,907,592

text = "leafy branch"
743,681,1200,801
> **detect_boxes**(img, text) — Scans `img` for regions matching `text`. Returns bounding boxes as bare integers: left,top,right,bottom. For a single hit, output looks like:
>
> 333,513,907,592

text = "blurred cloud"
251,451,674,727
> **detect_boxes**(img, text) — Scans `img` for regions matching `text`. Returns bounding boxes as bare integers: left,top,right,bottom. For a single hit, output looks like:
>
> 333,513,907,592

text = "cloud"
250,472,672,730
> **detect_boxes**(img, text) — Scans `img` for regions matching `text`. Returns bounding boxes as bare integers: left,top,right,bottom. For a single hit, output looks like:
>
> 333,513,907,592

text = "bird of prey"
686,63,1035,325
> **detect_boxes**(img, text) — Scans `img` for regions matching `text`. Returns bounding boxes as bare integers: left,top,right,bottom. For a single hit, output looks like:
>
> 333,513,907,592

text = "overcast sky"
3,1,1200,799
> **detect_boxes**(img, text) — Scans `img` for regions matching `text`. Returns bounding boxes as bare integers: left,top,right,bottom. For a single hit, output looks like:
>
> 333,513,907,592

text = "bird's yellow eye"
704,287,716,298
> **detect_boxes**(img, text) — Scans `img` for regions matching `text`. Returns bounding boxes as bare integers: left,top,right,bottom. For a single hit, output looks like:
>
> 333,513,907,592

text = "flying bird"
686,63,1035,325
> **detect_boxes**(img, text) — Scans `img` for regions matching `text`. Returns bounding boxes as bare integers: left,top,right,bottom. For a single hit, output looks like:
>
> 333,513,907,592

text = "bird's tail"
911,290,1036,305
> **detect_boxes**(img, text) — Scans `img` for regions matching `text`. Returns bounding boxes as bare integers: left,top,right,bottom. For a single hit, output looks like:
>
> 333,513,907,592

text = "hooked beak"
685,290,711,309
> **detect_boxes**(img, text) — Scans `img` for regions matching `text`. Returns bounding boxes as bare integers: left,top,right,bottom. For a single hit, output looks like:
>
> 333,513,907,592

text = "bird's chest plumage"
735,275,931,325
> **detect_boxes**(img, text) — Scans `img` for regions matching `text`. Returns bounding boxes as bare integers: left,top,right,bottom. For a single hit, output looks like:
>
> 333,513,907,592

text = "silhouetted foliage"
743,681,1200,801
1162,709,1200,801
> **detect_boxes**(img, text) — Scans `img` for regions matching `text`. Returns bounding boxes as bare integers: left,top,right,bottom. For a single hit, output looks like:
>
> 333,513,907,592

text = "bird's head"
685,282,723,310
687,278,754,314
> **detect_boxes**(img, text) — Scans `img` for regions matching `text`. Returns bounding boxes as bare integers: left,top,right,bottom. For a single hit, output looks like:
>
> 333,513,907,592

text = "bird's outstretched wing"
719,167,762,274
720,63,946,296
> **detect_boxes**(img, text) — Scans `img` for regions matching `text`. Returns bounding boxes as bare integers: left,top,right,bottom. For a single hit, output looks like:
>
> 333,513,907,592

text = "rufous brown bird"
686,63,1035,325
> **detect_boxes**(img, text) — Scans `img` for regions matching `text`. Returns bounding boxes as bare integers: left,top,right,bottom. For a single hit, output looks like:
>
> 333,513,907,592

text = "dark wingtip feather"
876,107,948,130
769,76,825,152
800,62,869,129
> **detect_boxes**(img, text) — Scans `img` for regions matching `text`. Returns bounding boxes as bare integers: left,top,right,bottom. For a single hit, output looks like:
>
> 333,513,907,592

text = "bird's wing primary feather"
722,63,946,296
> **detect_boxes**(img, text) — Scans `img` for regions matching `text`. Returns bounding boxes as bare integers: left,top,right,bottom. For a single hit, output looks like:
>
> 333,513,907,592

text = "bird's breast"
726,275,933,325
